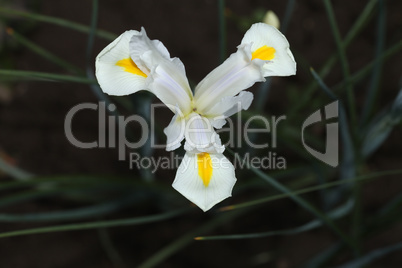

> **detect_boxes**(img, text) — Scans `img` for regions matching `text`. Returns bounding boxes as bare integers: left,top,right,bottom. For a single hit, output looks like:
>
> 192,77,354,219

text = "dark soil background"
0,0,401,267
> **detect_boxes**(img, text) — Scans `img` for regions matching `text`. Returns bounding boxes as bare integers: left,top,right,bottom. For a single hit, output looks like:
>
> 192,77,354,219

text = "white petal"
147,58,193,114
129,27,172,73
194,47,265,114
183,113,225,154
164,111,186,151
241,23,296,77
95,30,148,96
173,152,237,212
205,91,254,129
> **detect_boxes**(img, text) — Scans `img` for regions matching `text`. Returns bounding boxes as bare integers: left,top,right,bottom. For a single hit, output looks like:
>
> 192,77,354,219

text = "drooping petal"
183,113,225,154
164,109,186,151
147,58,193,114
173,152,237,212
241,23,296,77
194,46,265,114
205,91,254,129
95,30,149,96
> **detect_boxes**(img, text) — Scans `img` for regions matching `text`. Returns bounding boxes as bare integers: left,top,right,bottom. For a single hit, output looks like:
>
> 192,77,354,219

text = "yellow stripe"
197,153,213,187
116,58,147,77
251,45,276,61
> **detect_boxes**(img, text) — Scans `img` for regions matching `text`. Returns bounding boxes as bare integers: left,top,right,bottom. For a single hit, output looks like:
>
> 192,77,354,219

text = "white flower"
95,23,296,211
263,10,280,29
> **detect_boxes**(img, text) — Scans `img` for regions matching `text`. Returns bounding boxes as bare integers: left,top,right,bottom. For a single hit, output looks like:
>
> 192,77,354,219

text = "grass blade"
0,207,190,239
302,242,342,268
334,39,402,91
197,199,353,240
309,68,355,181
280,0,296,34
0,156,33,181
338,241,402,268
220,169,402,211
0,7,116,41
361,0,386,124
0,195,138,222
249,167,355,250
289,0,377,116
0,69,95,84
218,0,226,63
84,0,115,110
138,208,248,268
6,28,82,74
323,0,356,127
98,228,126,267
362,89,402,157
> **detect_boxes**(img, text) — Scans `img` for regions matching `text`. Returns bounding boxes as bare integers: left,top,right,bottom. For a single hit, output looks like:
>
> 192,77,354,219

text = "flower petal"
172,152,237,212
128,28,194,114
183,113,225,154
194,46,265,114
205,91,254,129
241,23,296,77
95,30,148,96
147,58,193,114
129,27,172,73
164,110,186,151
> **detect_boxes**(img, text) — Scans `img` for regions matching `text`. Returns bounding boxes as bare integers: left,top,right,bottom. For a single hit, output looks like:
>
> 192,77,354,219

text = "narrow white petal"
164,111,186,151
205,91,254,129
147,58,193,114
183,113,225,154
173,152,237,212
241,23,296,77
95,30,148,96
194,47,265,113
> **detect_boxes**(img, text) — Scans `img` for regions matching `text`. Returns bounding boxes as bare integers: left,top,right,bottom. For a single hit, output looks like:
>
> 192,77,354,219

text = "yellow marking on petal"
251,45,276,61
197,153,213,187
116,58,147,77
